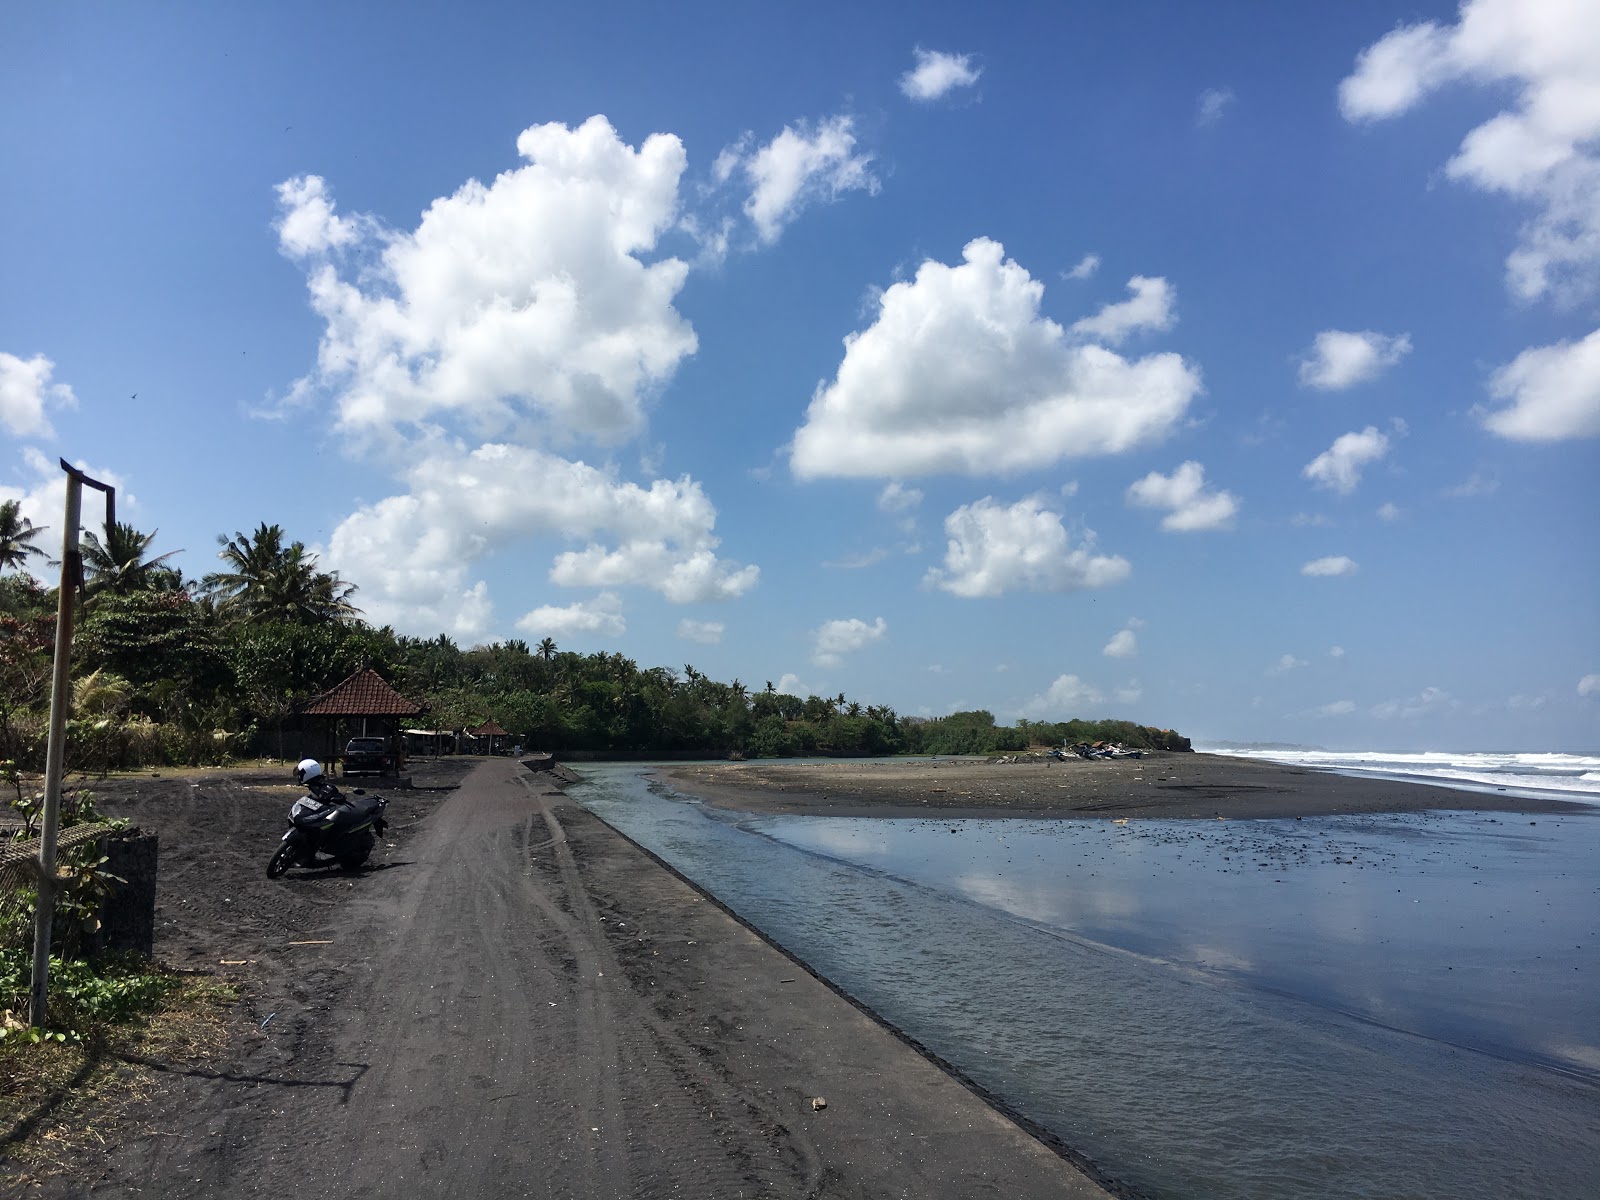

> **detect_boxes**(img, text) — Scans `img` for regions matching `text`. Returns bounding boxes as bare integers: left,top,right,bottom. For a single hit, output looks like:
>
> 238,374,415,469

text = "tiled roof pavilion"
468,720,509,737
302,668,424,717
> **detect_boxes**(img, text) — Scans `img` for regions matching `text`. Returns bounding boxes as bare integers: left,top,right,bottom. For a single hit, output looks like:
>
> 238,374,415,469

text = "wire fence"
1,823,114,953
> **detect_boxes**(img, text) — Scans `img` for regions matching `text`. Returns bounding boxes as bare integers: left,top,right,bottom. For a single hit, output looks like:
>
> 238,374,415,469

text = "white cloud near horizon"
0,352,76,439
1126,460,1239,531
1482,328,1600,440
1017,674,1105,720
321,441,758,638
925,495,1131,598
516,592,625,641
734,115,878,244
1069,276,1177,344
899,48,982,102
790,239,1200,479
1298,330,1412,390
1302,555,1359,577
1340,0,1600,304
775,672,814,697
1371,686,1454,720
1315,700,1358,717
677,618,724,645
811,616,888,667
1304,426,1390,494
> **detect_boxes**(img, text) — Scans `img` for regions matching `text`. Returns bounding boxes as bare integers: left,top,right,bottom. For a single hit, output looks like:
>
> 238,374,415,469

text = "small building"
466,719,510,756
402,728,455,758
299,667,425,776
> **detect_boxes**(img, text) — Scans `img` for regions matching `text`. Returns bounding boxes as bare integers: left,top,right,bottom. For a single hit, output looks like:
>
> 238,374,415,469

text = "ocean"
1193,746,1600,805
569,757,1600,1200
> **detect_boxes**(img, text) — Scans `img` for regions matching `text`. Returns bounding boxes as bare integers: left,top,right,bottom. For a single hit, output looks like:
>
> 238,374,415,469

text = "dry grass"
0,972,237,1190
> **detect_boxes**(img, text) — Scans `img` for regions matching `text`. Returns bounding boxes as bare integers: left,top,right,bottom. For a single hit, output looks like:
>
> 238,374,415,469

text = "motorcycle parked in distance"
267,788,388,878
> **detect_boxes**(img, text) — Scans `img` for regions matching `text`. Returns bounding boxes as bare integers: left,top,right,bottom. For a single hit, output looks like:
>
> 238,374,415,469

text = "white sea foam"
1197,747,1600,805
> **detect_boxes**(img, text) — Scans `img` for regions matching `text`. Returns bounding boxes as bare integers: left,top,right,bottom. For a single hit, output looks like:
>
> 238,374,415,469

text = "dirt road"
30,758,1116,1199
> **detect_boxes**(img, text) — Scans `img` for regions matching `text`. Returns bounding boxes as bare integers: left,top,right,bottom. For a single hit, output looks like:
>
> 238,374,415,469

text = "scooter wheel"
267,842,297,879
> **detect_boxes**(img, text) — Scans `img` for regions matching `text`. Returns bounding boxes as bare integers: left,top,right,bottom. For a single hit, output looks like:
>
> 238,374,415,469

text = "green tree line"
0,505,1186,772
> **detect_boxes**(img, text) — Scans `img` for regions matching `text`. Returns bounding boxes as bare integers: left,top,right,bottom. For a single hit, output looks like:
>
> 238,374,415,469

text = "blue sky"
3,1,1597,751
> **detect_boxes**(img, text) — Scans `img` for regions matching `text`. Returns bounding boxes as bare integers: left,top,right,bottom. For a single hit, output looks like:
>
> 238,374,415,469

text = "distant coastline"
655,750,1592,820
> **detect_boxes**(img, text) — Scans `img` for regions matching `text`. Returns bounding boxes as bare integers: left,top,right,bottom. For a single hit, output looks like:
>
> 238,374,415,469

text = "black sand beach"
4,757,1117,1199
659,751,1591,820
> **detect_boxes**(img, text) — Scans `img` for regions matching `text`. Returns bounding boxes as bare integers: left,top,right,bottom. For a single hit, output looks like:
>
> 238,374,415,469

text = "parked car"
341,736,392,777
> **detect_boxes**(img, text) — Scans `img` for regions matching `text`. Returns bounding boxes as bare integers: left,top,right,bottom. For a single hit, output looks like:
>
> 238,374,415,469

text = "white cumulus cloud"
1064,253,1100,280
0,447,126,538
677,618,724,645
322,441,757,636
1126,461,1239,531
1340,0,1600,303
1482,328,1600,440
811,616,887,667
275,116,696,445
733,115,878,244
899,47,982,102
1298,330,1412,390
1316,700,1358,717
1017,674,1105,720
1269,654,1309,675
1103,629,1138,658
1302,555,1359,577
790,239,1200,479
516,592,625,641
1304,426,1390,494
925,495,1131,598
1578,673,1600,697
1069,276,1177,344
0,352,76,439
877,481,923,512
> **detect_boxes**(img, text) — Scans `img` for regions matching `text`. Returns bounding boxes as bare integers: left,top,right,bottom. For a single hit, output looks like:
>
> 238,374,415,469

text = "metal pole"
29,459,114,1029
29,473,83,1026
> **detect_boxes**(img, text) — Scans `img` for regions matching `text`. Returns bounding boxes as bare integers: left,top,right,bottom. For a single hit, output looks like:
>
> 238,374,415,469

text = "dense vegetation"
0,506,1187,772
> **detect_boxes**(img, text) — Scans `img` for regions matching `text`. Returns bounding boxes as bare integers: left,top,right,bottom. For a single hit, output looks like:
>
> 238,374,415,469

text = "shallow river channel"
568,763,1600,1200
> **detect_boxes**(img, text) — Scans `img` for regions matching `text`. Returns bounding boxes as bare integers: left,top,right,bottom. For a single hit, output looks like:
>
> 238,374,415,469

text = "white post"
29,459,114,1029
29,473,82,1026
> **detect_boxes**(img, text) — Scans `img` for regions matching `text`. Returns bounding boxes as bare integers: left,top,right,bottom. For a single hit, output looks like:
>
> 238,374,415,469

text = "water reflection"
571,766,1600,1200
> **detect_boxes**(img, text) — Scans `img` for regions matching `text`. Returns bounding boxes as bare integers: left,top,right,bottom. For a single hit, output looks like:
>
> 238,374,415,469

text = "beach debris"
811,1096,827,1111
1112,818,1129,826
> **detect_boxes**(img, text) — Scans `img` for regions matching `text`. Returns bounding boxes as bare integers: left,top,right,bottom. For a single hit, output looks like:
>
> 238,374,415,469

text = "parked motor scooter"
267,788,388,877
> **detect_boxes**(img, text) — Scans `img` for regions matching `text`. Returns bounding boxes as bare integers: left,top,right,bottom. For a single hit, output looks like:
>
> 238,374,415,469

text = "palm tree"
536,637,557,662
202,522,359,624
80,520,182,597
0,499,46,573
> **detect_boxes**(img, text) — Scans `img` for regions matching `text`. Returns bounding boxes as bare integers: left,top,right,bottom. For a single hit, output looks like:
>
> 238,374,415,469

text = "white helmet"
294,758,323,786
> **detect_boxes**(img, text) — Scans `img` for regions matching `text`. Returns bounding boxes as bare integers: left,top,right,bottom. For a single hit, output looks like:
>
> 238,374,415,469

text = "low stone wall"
91,830,159,959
